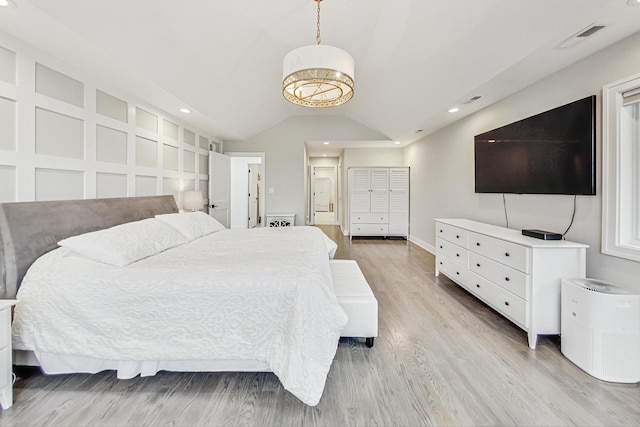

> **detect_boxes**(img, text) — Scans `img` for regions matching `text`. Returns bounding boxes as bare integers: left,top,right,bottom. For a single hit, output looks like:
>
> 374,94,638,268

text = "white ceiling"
1,0,640,156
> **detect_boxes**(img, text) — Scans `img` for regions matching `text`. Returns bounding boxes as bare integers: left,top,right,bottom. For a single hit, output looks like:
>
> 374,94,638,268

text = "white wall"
405,30,640,291
224,115,389,226
0,32,217,208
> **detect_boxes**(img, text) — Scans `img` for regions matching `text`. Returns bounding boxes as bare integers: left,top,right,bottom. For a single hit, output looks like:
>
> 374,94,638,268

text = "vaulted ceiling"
2,0,640,152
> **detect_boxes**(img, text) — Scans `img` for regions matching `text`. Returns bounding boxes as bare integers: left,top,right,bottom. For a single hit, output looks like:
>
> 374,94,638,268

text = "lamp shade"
283,44,354,108
183,191,204,211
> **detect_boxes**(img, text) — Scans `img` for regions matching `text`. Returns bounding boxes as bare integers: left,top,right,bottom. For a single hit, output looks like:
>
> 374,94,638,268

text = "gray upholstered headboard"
0,195,178,298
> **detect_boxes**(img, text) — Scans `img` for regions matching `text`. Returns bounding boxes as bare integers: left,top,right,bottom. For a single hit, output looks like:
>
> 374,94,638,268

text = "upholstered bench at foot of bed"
330,260,378,347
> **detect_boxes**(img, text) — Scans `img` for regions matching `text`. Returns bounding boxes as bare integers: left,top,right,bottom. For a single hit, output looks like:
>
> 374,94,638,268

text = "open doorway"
311,165,337,225
228,153,265,229
247,163,261,228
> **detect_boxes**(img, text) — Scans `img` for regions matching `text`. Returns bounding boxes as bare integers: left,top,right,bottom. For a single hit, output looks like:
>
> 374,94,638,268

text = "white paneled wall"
0,34,216,208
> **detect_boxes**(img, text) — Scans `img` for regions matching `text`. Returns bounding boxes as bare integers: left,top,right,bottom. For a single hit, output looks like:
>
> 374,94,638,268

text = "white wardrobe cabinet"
349,167,409,239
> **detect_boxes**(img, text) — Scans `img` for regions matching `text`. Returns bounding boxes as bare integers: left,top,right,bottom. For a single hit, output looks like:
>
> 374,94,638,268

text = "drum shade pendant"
282,0,354,108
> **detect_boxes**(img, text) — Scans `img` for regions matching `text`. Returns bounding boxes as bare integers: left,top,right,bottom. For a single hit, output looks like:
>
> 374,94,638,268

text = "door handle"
210,204,217,208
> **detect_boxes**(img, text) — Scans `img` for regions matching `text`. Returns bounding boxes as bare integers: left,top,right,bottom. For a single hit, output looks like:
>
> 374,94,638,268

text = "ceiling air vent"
463,96,482,104
557,24,606,49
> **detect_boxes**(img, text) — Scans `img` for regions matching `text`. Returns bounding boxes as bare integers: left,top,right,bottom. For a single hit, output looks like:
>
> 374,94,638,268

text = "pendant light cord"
316,0,322,45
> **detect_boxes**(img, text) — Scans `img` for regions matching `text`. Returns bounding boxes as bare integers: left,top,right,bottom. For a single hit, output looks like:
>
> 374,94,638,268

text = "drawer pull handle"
456,272,460,275
439,245,443,249
439,262,442,265
456,235,460,238
476,284,480,288
505,252,510,257
504,301,510,306
476,263,480,267
476,242,480,246
505,277,510,282
439,229,443,233
456,253,460,257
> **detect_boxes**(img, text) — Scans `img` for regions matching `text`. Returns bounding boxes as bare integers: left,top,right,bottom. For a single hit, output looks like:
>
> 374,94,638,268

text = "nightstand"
0,300,17,410
266,213,296,227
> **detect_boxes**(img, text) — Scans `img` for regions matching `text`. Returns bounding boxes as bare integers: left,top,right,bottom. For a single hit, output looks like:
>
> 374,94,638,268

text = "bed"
0,196,347,406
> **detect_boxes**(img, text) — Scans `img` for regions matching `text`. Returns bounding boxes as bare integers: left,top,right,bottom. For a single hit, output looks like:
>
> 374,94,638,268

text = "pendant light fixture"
282,0,354,108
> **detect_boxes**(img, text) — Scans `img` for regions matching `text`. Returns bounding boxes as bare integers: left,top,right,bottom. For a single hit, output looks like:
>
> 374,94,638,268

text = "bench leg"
365,337,374,348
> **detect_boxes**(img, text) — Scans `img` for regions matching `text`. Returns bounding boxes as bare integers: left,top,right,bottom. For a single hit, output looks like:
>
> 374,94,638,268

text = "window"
602,73,640,262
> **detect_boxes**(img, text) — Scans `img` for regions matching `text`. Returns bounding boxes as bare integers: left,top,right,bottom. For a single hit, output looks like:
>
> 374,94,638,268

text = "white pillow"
58,218,188,266
155,212,225,241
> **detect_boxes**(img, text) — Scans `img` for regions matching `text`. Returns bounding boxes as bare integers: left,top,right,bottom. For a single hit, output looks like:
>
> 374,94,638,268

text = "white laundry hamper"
561,278,640,383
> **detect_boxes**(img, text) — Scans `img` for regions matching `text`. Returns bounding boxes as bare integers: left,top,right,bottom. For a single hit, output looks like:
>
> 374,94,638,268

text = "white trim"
602,72,640,262
409,234,435,255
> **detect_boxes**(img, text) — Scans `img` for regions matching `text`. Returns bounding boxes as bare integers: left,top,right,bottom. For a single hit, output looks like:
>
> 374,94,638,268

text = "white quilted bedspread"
12,226,347,406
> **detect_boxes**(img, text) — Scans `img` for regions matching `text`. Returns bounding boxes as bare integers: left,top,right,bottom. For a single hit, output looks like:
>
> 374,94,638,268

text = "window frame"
602,72,640,262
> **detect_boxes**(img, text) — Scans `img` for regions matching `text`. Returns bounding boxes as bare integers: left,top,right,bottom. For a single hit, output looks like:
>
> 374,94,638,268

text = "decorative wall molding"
0,33,217,209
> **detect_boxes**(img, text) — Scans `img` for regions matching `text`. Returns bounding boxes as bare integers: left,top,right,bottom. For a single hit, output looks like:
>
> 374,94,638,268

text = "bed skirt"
13,350,271,378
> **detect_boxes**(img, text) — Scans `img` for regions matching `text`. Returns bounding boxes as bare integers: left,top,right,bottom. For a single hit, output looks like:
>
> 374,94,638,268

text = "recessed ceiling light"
394,141,401,145
0,0,16,7
323,141,330,145
627,0,640,6
448,107,460,113
322,154,327,157
179,108,191,113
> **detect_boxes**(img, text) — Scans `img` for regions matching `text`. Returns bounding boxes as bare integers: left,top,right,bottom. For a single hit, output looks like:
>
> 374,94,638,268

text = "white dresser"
434,219,587,349
0,300,17,409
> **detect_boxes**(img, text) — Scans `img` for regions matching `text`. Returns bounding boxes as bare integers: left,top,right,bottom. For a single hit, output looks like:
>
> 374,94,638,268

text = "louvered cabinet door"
388,167,409,236
369,168,389,214
350,168,372,213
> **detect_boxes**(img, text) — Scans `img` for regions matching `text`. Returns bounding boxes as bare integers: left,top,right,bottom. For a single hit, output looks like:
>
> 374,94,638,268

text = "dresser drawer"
351,223,389,235
467,270,497,305
435,222,469,247
437,256,472,289
469,232,528,273
490,283,527,328
436,238,468,267
468,271,527,328
352,213,388,224
469,252,528,300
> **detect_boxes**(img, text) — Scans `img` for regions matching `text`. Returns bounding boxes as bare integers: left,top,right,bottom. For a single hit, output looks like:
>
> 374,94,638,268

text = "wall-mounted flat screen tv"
474,95,596,195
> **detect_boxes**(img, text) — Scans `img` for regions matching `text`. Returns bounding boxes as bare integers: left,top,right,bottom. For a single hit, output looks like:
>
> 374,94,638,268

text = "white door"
370,168,390,214
248,163,259,228
389,167,409,235
209,152,230,228
314,177,330,211
350,168,371,213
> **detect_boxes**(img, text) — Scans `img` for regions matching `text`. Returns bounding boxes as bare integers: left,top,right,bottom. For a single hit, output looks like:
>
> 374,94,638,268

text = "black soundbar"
521,229,563,240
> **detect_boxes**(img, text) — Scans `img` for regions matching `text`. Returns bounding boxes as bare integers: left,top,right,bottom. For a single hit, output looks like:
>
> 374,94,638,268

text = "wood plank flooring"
1,226,639,426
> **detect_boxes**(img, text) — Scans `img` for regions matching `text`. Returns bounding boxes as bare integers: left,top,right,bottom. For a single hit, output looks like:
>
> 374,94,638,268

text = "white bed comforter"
12,226,347,406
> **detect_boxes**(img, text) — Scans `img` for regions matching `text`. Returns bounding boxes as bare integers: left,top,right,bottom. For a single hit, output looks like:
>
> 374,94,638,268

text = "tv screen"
474,95,596,195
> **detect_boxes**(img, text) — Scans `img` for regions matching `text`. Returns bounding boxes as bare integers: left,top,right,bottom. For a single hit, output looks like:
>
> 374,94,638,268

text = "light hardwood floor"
1,226,639,426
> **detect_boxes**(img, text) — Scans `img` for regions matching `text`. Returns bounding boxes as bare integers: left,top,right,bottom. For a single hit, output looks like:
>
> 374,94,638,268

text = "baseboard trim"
409,235,435,254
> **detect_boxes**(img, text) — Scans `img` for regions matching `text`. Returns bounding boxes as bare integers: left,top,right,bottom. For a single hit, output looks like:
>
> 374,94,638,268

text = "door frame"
310,165,337,225
226,152,266,228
